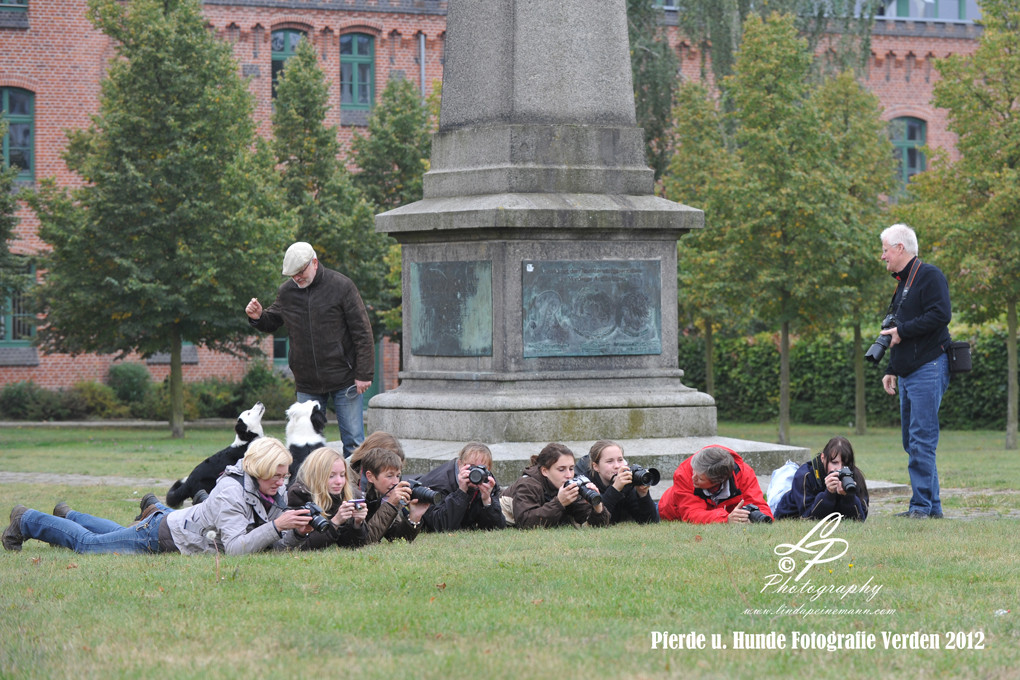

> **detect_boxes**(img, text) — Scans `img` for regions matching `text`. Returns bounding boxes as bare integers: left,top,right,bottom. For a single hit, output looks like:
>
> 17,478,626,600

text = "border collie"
165,401,265,507
285,400,329,479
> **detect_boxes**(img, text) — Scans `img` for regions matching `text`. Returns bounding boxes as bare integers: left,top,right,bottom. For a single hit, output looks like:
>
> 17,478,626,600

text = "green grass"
718,421,1020,491
2,424,1019,679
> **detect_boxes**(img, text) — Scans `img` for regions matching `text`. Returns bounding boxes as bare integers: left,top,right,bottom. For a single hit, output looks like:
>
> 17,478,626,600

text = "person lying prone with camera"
772,436,869,522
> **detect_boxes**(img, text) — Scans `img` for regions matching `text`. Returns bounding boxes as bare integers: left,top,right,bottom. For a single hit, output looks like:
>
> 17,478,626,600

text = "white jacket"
166,464,303,555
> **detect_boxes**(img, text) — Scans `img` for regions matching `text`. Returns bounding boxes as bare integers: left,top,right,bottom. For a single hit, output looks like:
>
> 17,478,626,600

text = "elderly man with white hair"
877,223,952,519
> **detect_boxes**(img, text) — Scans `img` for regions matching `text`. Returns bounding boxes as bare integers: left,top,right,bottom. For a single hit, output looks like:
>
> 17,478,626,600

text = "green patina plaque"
522,260,661,358
409,260,493,357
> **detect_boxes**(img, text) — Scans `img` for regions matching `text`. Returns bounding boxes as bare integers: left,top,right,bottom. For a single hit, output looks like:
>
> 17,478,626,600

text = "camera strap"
887,258,922,317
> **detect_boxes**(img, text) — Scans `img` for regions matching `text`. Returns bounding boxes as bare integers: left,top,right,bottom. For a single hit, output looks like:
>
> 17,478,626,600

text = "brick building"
0,0,980,393
0,0,444,393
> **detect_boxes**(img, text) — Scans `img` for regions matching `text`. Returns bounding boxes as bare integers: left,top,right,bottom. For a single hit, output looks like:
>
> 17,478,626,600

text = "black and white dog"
285,400,329,479
165,401,265,508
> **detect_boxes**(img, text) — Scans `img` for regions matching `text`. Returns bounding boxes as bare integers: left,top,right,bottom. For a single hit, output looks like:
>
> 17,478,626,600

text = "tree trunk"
779,320,790,445
170,326,184,439
704,318,715,396
1007,298,1017,450
854,322,867,435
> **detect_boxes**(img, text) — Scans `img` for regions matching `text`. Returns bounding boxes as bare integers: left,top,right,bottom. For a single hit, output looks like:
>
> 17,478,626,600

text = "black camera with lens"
409,479,446,505
564,475,602,506
467,464,491,485
629,464,660,487
296,501,331,532
743,504,773,524
864,313,898,364
837,467,857,495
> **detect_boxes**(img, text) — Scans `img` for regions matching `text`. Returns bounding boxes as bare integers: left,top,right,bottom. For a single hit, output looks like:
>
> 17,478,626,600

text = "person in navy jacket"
773,436,869,521
879,223,952,519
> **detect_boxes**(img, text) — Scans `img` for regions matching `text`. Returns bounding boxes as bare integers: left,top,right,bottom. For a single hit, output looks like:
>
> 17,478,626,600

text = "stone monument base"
368,374,716,443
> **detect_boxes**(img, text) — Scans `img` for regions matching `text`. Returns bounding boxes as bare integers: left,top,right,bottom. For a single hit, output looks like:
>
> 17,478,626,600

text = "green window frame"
889,116,926,188
273,334,289,371
0,0,28,9
340,33,375,110
1,87,34,182
1,262,35,346
271,29,306,99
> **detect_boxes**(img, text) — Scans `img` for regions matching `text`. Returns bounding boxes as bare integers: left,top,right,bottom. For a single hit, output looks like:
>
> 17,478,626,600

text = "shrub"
678,324,1015,430
239,361,295,419
107,362,152,404
186,378,240,419
0,381,75,421
69,381,130,419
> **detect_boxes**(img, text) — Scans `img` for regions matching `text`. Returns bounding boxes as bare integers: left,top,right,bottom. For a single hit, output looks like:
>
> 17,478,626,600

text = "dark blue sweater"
773,457,869,521
886,257,951,378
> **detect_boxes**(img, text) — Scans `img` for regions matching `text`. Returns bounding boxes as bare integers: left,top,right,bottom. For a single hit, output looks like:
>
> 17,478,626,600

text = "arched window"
1,87,34,182
1,262,34,346
889,116,926,188
271,28,306,98
340,33,375,110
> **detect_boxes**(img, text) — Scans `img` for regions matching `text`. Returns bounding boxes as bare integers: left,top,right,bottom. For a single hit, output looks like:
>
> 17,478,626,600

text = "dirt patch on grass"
867,487,1020,520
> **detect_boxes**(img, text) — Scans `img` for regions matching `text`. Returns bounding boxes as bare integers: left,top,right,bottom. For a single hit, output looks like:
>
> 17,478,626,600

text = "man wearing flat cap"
245,242,374,457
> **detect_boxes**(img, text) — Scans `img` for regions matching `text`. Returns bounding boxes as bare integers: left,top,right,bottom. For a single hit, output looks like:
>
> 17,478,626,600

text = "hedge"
678,325,1016,430
0,362,295,422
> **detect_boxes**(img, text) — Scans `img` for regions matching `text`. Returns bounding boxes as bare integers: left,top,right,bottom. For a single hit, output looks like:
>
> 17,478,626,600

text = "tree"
27,0,291,437
627,0,681,180
350,78,440,341
350,76,432,212
810,72,896,434
895,0,1020,449
0,120,29,304
664,14,896,444
272,37,390,333
671,0,880,86
663,82,742,396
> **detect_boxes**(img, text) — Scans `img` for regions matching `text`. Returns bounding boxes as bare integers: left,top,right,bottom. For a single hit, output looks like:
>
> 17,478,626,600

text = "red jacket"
658,448,773,524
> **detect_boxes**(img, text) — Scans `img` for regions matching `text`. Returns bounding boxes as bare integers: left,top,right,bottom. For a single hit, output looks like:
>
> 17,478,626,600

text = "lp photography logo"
753,512,892,618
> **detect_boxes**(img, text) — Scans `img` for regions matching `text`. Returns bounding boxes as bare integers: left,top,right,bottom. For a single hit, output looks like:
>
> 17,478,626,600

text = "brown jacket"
364,484,422,544
507,465,610,529
250,264,374,393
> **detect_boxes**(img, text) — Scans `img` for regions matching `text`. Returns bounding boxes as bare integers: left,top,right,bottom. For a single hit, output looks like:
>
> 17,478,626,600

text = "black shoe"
930,511,944,519
134,493,158,521
894,509,930,519
53,502,72,518
192,489,209,505
3,505,29,551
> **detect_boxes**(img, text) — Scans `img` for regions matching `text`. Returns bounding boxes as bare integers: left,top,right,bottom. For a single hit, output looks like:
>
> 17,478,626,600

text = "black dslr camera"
743,504,773,524
468,464,491,485
296,501,331,532
629,464,660,487
837,467,857,495
409,479,445,505
864,313,898,364
564,475,602,506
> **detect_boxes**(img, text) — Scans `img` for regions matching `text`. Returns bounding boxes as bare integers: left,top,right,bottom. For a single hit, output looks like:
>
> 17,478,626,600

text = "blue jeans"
20,503,173,554
899,353,949,516
297,386,364,458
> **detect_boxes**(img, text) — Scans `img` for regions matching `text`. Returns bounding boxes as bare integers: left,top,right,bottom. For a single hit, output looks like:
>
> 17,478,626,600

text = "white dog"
285,400,329,478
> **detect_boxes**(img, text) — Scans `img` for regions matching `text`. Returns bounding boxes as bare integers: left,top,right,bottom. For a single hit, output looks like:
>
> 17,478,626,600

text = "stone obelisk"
370,0,805,477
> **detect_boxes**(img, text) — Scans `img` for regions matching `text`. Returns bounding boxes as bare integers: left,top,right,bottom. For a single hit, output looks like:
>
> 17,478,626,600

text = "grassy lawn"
2,424,1019,679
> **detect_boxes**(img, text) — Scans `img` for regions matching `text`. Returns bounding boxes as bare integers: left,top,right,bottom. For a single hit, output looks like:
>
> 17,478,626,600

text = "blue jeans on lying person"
19,503,173,554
